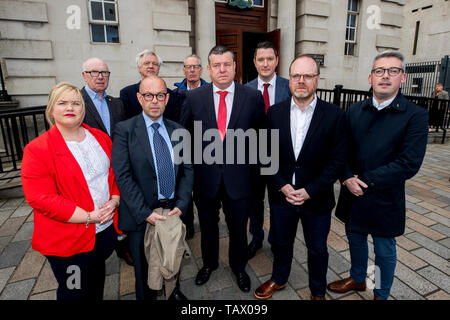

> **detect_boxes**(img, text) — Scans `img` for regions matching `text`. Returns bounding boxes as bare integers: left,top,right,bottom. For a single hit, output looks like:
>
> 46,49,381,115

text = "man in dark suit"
112,76,193,300
253,54,346,300
245,41,291,259
81,57,133,266
119,50,180,121
180,45,265,292
327,51,428,300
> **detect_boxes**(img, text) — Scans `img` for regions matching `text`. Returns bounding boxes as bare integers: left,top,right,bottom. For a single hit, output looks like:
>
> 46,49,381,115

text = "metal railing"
0,106,48,179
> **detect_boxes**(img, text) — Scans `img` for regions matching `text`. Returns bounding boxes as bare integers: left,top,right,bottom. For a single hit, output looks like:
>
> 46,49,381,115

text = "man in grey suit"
245,41,291,259
112,76,193,300
81,57,133,266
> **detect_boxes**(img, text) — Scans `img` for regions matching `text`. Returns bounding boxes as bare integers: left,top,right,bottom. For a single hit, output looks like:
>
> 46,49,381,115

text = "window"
345,0,358,56
413,21,420,55
215,0,264,8
88,0,119,43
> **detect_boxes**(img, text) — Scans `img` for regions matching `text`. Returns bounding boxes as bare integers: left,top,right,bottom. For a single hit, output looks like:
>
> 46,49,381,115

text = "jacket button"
370,182,375,187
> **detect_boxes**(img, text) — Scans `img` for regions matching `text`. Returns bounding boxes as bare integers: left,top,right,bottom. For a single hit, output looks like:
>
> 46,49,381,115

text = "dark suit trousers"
127,229,157,300
249,175,266,242
269,201,331,297
46,224,116,300
194,182,251,274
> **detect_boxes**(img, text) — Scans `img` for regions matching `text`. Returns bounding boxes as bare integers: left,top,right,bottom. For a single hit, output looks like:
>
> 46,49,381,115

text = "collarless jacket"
335,93,429,237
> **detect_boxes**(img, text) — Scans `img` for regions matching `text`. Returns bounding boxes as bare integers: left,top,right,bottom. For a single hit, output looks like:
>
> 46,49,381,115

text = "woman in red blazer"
21,82,121,300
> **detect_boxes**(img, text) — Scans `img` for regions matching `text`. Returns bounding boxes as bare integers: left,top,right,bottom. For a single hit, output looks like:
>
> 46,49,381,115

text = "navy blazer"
245,75,291,105
266,97,347,215
111,114,193,232
81,87,125,138
119,81,181,122
335,93,428,237
180,82,266,200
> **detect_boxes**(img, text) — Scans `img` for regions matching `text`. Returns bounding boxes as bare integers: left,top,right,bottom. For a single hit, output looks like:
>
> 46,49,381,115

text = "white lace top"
66,129,112,233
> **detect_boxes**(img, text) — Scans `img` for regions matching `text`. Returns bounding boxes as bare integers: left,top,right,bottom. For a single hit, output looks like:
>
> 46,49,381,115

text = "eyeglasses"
139,92,167,101
184,64,201,70
371,67,403,77
84,70,111,77
290,74,318,82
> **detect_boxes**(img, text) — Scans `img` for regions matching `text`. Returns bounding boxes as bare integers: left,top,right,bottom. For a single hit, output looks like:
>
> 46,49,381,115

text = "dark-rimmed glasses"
84,70,111,77
371,67,403,77
139,92,167,101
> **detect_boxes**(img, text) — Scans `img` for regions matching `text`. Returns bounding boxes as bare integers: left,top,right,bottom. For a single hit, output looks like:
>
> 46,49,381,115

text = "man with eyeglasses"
254,54,346,300
119,50,181,121
328,51,428,300
245,41,291,260
112,76,193,301
173,54,208,239
81,57,134,267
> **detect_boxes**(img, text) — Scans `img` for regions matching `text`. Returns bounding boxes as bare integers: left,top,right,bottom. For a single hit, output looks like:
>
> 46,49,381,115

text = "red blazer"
21,123,121,257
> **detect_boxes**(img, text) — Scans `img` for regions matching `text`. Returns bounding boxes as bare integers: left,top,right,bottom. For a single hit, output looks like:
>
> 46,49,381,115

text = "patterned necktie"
151,123,175,199
263,83,270,114
217,90,228,140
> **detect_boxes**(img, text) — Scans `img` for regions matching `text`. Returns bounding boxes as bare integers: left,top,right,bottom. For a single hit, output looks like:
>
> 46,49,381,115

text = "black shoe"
247,240,263,260
168,287,188,301
235,271,251,292
115,238,134,266
195,266,217,286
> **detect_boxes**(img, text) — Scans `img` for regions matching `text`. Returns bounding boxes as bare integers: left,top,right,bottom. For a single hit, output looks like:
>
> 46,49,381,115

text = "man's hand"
281,184,309,206
345,175,368,196
168,207,182,216
145,211,167,225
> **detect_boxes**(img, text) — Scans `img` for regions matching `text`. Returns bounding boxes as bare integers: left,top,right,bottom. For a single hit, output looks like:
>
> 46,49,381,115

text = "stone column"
277,0,296,78
195,0,216,82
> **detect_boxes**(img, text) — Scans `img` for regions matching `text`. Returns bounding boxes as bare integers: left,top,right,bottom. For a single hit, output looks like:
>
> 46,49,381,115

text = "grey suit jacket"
245,75,291,105
111,114,194,232
81,87,126,137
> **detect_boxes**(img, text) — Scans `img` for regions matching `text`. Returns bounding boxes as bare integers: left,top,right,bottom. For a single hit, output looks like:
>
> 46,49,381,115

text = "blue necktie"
151,123,175,199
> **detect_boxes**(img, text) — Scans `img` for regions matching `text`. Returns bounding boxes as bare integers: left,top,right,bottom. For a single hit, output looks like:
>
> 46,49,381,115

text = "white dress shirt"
372,96,395,111
257,74,277,106
213,82,235,130
66,129,112,233
290,94,317,185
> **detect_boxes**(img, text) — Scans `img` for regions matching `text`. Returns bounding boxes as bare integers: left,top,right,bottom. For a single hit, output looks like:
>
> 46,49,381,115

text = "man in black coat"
327,51,428,300
180,45,266,292
81,57,133,266
253,54,347,300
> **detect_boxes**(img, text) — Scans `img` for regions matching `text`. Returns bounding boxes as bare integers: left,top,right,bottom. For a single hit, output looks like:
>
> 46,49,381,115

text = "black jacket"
335,93,429,237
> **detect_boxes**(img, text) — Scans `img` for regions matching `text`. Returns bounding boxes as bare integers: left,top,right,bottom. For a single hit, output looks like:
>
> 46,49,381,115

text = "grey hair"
373,50,406,71
184,54,202,66
136,49,163,68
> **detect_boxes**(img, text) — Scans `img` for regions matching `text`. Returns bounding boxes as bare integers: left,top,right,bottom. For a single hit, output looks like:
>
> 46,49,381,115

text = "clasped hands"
90,198,119,224
146,207,182,225
281,184,310,206
345,175,368,197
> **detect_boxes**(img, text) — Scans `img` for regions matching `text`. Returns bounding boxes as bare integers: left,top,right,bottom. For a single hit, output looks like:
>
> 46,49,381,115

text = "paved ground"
0,143,449,300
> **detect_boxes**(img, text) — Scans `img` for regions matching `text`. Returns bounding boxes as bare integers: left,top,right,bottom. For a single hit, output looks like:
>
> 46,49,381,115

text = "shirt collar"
372,96,395,111
142,112,165,129
213,81,235,95
84,85,107,100
257,74,277,87
290,94,317,112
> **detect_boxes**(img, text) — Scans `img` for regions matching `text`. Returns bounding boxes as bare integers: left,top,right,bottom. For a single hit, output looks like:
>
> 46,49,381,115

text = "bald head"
82,57,110,96
138,76,169,121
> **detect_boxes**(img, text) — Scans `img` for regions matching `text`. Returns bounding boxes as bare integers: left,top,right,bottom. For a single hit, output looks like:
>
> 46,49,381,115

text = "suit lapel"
203,84,218,130
227,82,244,131
82,87,108,133
134,115,156,172
281,100,296,162
297,98,325,161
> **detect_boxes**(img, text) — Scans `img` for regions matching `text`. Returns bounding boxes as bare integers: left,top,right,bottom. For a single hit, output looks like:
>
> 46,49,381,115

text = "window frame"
344,0,359,56
87,0,120,44
215,0,264,8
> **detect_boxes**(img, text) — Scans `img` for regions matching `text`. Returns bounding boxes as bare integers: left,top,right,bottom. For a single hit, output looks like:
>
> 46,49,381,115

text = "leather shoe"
247,240,263,260
195,266,217,286
168,287,188,301
254,279,286,299
235,271,251,292
327,277,366,293
310,294,326,300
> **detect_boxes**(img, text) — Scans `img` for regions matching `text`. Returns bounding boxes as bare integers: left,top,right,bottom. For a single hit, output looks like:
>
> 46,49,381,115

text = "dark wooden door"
216,29,243,83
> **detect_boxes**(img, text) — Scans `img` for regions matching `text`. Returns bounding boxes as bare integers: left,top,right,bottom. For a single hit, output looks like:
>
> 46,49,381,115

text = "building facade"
0,0,446,108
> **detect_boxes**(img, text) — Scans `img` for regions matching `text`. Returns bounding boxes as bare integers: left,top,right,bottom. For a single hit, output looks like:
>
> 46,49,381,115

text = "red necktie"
263,83,270,114
217,91,228,140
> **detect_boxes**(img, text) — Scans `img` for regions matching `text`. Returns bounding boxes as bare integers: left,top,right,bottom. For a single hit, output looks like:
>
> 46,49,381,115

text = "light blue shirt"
85,86,111,135
142,112,175,200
